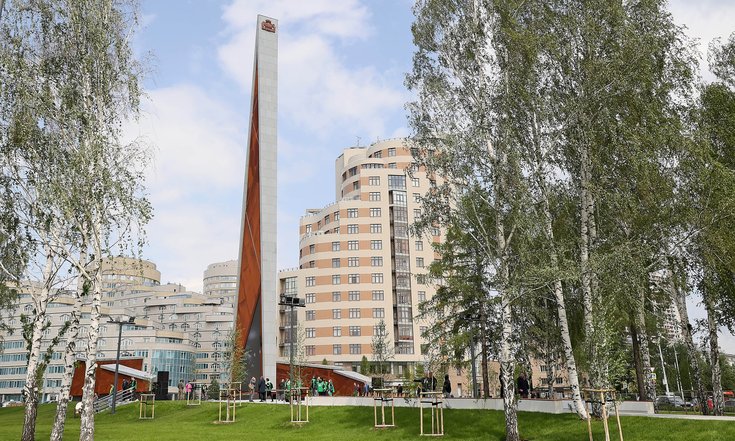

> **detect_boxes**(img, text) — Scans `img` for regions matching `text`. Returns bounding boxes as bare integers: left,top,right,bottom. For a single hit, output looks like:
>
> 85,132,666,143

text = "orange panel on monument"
237,63,263,376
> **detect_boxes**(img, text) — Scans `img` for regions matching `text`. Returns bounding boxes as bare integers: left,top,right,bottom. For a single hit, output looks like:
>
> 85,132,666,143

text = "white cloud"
124,84,247,292
669,0,735,80
217,0,406,139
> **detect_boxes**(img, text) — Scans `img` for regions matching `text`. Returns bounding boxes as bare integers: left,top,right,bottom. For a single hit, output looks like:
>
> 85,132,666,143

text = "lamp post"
278,294,305,391
108,315,135,415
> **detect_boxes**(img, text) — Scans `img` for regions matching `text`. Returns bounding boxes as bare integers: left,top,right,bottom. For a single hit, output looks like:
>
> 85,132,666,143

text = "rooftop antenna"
356,136,361,147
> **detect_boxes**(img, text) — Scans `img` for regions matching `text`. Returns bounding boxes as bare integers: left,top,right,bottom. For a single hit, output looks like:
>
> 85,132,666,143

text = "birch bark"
50,247,87,441
21,244,55,441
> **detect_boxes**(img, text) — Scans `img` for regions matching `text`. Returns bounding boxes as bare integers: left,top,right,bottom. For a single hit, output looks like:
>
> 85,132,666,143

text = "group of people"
247,376,274,402
109,377,138,398
177,379,208,401
310,376,335,396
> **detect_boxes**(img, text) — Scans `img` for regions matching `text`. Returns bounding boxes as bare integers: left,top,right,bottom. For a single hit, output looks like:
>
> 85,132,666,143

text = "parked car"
2,400,22,408
656,395,686,408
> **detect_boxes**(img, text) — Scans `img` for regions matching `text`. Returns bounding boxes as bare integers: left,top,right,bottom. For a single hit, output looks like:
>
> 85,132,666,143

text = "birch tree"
2,1,150,439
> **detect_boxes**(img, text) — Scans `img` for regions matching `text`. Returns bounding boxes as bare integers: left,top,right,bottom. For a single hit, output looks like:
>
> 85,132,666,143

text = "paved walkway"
649,413,735,421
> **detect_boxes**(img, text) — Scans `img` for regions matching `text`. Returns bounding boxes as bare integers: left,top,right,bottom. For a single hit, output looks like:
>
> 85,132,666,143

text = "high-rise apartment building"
278,138,439,375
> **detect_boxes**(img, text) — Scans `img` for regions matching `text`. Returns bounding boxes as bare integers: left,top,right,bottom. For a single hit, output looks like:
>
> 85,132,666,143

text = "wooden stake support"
218,389,237,423
419,391,444,436
289,387,310,423
373,388,395,428
139,394,155,419
583,388,624,441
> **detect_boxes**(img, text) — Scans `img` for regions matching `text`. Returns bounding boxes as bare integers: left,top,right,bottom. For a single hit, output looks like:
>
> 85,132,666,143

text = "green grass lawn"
1,401,733,440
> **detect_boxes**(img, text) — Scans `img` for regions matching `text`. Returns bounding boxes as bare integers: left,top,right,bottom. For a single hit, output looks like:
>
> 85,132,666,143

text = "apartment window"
416,274,427,285
324,214,330,224
374,325,386,336
333,309,342,319
370,240,382,250
347,208,358,218
415,241,424,251
333,227,340,234
420,326,428,337
306,346,316,356
388,175,406,189
348,224,359,234
306,225,312,234
413,193,421,203
373,308,385,318
348,274,360,284
369,192,381,201
333,345,342,355
348,240,359,250
388,147,396,157
334,211,340,221
349,326,361,336
332,241,340,251
372,290,385,301
413,209,421,219
306,328,315,338
332,275,341,285
374,150,383,158
369,208,381,217
412,177,420,187
349,308,361,318
306,276,315,287
306,293,316,304
349,344,361,355
387,163,396,168
332,292,341,302
308,260,315,268
332,258,341,268
347,257,359,267
309,244,315,254
333,327,342,337
369,223,382,233
371,256,383,267
432,227,440,236
348,291,360,301
371,273,384,284
369,176,380,186
416,257,425,268
418,291,426,302
353,181,360,191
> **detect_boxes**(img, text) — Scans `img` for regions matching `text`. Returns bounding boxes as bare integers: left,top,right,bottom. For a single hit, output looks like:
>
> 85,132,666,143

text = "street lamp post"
278,294,305,392
108,315,135,415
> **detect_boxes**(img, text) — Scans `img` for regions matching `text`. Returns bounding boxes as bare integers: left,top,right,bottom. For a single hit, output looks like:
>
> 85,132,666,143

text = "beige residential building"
278,138,439,375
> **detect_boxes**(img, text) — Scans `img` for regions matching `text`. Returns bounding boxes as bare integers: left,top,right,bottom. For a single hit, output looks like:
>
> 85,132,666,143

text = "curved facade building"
279,138,439,374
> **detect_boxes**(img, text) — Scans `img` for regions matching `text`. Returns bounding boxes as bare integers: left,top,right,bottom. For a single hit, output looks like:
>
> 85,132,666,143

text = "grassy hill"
1,401,733,440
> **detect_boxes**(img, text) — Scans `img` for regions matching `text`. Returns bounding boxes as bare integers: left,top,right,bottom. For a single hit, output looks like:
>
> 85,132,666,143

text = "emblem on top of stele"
261,19,276,33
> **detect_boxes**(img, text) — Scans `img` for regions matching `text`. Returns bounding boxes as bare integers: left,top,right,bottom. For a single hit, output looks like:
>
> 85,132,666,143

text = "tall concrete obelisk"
235,15,277,381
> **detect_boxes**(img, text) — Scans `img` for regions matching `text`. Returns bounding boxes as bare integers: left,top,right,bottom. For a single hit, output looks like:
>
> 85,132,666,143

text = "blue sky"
126,0,735,349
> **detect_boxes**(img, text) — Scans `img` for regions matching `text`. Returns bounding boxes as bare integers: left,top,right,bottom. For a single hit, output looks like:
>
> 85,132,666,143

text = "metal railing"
93,387,136,413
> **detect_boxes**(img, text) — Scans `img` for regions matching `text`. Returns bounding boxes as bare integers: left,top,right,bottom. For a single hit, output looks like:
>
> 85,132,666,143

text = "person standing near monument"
178,379,185,401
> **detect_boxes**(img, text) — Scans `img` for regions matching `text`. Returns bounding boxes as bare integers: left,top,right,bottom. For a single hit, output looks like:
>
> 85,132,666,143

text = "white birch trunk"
636,299,656,402
79,235,102,441
670,269,707,414
493,177,519,441
704,289,724,416
21,245,54,441
50,247,87,441
579,144,600,388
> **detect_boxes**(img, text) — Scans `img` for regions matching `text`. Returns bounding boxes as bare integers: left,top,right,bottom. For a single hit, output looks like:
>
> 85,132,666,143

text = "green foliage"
207,379,220,400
